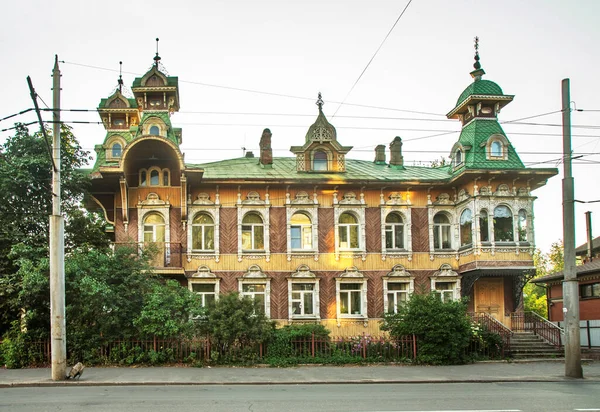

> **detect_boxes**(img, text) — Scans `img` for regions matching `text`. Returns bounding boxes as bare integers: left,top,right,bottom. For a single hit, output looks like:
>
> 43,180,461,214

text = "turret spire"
470,36,486,81
118,61,123,93
316,92,324,112
154,37,161,67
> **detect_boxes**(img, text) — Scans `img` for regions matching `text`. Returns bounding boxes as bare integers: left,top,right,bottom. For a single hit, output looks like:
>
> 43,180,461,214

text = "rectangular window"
340,283,362,315
387,282,408,313
242,283,266,313
580,282,600,298
291,283,315,316
435,281,456,303
291,227,301,249
192,283,216,307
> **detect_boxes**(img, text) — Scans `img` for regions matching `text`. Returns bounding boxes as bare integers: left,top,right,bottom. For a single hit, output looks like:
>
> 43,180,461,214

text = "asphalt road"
1,382,599,412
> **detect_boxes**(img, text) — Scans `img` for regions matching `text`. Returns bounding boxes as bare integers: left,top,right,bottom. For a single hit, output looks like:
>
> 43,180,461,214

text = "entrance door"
475,278,505,323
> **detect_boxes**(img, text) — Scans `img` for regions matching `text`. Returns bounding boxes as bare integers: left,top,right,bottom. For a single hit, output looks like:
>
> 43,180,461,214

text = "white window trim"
333,193,366,259
187,200,220,260
287,265,320,320
383,265,414,314
286,204,319,260
237,192,270,262
143,117,167,137
238,265,271,318
428,206,457,254
335,267,368,322
310,147,333,172
459,207,474,248
187,265,220,308
485,134,509,160
380,206,412,258
430,264,462,302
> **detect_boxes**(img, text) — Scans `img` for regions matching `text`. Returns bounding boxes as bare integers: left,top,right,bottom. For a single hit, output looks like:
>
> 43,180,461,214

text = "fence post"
587,320,591,349
412,334,417,360
362,334,366,359
311,332,315,358
260,342,263,359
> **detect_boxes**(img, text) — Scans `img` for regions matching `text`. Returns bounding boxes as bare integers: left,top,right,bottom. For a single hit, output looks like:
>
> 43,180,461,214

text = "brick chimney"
389,136,404,169
259,128,273,167
374,144,386,165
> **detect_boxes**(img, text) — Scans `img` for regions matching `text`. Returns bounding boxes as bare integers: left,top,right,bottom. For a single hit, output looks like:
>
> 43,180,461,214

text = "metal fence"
556,320,600,348
468,312,512,357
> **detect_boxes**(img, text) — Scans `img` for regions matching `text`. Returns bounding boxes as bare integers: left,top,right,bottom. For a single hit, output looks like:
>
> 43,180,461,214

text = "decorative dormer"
447,38,524,171
290,93,353,172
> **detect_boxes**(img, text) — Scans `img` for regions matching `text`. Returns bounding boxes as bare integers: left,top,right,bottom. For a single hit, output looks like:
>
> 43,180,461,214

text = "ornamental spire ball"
154,37,161,66
473,36,481,70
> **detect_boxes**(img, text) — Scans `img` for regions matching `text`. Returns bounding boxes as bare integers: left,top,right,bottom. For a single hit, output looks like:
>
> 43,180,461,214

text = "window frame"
287,265,320,320
187,266,220,308
337,211,360,250
237,193,270,260
241,212,265,251
335,267,368,320
493,205,515,243
459,208,473,247
105,135,126,161
430,264,462,303
238,265,271,317
432,212,453,250
383,265,414,314
191,212,216,252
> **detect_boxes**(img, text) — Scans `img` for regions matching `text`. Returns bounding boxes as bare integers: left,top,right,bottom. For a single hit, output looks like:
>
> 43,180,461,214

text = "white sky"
2,0,599,254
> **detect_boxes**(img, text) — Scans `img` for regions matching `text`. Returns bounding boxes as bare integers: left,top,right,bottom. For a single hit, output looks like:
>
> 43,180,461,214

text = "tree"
198,292,274,361
524,240,564,318
0,123,109,335
381,293,472,365
134,280,204,339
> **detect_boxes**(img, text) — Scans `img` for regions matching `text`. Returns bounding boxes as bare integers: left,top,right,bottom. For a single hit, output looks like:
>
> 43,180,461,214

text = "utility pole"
50,56,66,380
561,78,582,378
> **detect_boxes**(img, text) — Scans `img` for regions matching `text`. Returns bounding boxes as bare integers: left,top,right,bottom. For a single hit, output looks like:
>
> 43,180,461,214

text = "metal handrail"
511,311,564,349
468,312,513,356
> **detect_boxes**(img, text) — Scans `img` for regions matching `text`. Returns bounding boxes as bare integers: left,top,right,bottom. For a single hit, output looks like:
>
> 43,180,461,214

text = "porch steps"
510,332,563,359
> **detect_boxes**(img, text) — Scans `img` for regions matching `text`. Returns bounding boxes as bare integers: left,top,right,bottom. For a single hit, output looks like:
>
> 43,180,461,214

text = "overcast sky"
2,0,599,254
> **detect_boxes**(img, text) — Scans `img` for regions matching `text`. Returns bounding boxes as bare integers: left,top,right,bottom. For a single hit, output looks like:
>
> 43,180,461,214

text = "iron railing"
114,242,183,268
511,311,564,349
468,312,512,356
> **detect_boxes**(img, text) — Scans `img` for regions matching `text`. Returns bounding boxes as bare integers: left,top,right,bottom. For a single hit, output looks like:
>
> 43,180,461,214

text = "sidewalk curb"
3,377,598,388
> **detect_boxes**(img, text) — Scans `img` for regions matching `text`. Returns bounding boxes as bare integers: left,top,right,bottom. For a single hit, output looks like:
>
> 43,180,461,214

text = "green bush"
198,292,275,364
0,322,46,368
381,293,472,365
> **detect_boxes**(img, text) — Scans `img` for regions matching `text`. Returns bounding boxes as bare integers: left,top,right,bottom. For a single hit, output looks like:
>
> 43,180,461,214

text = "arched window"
162,169,170,186
150,169,160,186
290,212,312,250
460,209,473,247
385,213,404,250
192,213,215,251
338,212,359,249
479,209,490,242
494,205,514,242
149,125,160,136
455,149,463,167
143,213,165,243
242,213,264,250
140,170,147,187
518,209,528,242
433,213,451,250
111,143,122,158
491,140,502,157
313,151,328,171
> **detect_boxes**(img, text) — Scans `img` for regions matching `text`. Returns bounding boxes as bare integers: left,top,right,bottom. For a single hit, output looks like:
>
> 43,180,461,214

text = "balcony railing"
114,242,183,268
511,311,564,349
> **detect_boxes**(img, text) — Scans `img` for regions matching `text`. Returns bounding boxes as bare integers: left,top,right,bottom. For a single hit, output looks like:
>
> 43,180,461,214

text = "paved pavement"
1,360,599,387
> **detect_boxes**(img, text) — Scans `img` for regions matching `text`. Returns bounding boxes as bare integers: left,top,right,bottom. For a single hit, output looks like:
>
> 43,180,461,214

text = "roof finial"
154,38,161,66
316,92,324,111
118,61,123,93
469,36,485,81
473,36,481,70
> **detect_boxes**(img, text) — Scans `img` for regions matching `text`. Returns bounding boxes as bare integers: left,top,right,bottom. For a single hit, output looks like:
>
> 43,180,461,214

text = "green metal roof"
186,157,452,182
455,119,524,170
455,79,504,107
98,97,137,108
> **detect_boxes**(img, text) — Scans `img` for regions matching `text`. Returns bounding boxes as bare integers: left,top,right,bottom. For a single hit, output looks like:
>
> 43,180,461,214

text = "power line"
332,0,413,117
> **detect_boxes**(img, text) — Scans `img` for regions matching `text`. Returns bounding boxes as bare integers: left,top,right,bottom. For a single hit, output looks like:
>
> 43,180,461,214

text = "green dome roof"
456,79,503,106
